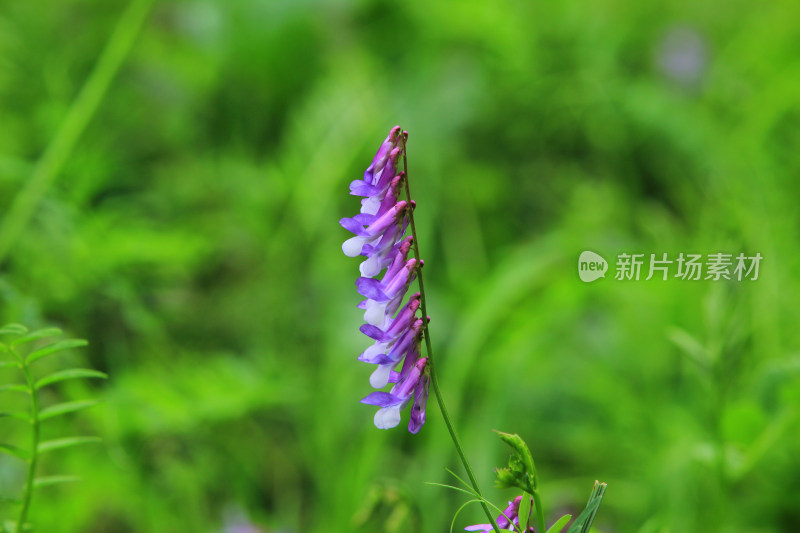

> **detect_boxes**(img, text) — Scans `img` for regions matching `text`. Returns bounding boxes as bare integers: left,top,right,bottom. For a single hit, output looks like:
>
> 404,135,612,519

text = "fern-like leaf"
26,339,89,365
38,437,101,454
35,369,107,389
10,329,63,347
38,400,100,421
32,476,80,489
0,324,28,336
0,385,28,395
0,444,30,461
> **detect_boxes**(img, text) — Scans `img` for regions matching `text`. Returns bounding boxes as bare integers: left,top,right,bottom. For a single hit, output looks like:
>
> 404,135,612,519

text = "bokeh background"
1,0,799,531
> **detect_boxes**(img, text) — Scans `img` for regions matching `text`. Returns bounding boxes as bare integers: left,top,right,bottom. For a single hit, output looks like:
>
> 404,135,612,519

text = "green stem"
532,489,546,533
10,348,40,533
398,133,502,533
0,0,155,266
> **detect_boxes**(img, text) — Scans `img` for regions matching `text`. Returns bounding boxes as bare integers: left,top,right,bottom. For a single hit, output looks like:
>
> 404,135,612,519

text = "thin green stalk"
532,489,546,533
10,348,39,533
398,133,502,533
0,0,155,266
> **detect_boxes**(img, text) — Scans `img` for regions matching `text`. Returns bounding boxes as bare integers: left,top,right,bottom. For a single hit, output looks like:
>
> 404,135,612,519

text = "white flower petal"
369,365,392,388
364,301,388,326
342,236,366,257
359,254,383,277
374,406,401,429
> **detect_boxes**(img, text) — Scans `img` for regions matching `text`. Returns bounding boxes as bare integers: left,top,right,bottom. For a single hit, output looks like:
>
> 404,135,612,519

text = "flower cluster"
465,495,534,532
340,126,430,434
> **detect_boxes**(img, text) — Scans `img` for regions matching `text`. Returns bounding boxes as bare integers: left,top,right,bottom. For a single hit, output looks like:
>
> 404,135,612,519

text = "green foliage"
0,326,104,533
494,431,538,494
1,0,800,531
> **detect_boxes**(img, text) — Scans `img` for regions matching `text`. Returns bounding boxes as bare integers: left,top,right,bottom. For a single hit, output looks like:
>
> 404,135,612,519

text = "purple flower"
464,495,534,532
342,126,429,433
361,357,429,431
360,317,424,388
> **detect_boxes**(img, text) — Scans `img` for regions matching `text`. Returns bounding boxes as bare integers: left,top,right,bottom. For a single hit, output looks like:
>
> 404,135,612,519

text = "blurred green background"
1,0,799,531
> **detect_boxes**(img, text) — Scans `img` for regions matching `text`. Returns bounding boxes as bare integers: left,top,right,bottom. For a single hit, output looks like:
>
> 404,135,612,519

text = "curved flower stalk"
341,127,607,533
340,126,504,532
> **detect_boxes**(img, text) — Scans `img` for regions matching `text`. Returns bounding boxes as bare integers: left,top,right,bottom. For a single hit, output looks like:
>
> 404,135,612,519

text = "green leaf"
546,515,572,533
11,328,63,346
2,521,31,532
518,493,533,531
0,411,30,422
493,430,536,494
33,475,80,489
39,400,100,421
36,368,108,389
0,324,28,336
0,384,29,394
26,339,88,364
0,443,31,461
565,481,607,533
38,436,101,454
0,360,19,368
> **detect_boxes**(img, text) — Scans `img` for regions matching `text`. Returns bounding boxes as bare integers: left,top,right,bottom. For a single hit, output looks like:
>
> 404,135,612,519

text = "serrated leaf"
26,339,88,364
0,324,28,336
39,400,100,421
38,436,101,454
546,514,572,533
0,384,29,394
36,368,108,389
0,443,31,461
11,328,63,347
33,475,79,488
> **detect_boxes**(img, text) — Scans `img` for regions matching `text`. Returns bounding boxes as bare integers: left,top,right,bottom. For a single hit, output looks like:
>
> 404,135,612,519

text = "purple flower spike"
343,126,430,434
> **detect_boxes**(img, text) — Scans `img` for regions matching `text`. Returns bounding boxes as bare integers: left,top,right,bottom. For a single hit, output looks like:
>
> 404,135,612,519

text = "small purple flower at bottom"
361,357,429,432
465,495,534,532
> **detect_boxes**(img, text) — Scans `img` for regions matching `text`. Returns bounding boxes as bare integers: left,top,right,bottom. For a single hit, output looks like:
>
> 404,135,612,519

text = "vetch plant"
0,324,106,533
340,127,608,532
